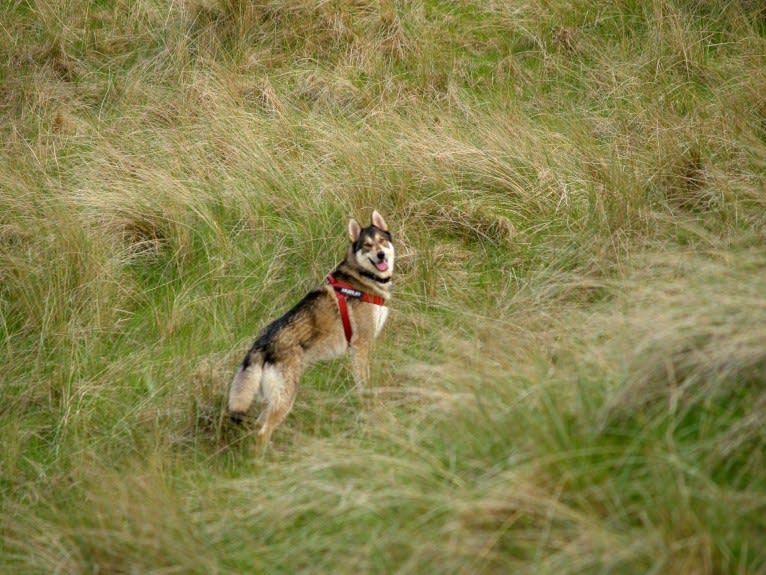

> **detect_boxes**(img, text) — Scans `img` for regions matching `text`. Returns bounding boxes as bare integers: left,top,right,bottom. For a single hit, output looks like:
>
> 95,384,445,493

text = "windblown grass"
1,0,765,573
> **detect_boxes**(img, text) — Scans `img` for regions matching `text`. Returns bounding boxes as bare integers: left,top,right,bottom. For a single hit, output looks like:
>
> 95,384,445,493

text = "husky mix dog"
227,210,395,444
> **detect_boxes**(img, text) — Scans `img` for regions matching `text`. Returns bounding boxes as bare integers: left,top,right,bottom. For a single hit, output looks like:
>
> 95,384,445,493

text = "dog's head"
348,210,394,282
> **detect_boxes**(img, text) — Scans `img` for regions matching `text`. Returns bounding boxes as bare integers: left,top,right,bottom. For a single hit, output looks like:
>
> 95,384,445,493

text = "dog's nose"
377,250,385,261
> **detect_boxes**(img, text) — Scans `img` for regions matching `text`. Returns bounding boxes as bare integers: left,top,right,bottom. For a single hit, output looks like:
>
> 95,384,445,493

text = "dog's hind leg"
255,363,299,444
228,351,264,421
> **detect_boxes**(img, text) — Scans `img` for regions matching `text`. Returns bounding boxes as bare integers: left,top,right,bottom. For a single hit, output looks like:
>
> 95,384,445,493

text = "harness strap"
326,274,385,343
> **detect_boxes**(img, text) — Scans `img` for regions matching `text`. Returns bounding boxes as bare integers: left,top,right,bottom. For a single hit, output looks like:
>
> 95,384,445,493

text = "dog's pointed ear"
371,210,388,232
348,218,362,242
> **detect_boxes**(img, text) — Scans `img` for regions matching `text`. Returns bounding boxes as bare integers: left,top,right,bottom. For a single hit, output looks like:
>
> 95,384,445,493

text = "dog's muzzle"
373,251,388,272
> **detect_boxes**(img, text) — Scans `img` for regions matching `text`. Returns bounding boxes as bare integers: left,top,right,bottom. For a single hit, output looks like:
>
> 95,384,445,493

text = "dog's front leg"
351,343,370,392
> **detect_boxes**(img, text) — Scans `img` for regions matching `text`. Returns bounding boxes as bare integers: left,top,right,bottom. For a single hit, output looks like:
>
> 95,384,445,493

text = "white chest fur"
373,305,389,337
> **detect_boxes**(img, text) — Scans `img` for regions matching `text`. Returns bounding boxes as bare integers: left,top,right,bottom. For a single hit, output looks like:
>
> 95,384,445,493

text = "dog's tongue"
375,261,389,272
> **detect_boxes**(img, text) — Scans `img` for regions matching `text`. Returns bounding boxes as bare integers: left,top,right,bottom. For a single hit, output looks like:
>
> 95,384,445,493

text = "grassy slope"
1,0,765,573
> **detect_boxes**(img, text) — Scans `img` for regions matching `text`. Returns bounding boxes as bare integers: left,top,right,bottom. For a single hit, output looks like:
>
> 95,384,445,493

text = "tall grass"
2,0,765,573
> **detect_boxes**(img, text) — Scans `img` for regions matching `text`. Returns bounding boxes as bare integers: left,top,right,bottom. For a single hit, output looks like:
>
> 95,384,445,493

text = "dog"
227,210,395,444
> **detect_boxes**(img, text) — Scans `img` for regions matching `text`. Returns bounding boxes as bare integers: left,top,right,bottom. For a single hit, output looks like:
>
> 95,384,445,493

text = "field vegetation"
1,0,765,573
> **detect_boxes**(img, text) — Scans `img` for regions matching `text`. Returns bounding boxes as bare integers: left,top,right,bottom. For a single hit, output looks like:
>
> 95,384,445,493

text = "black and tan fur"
228,210,394,444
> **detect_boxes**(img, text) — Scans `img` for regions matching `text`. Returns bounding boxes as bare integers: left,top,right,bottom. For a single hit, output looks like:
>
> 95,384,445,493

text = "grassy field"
2,0,765,573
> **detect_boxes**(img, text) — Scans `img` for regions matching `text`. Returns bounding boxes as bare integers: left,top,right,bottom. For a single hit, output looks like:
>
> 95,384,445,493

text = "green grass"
2,0,765,573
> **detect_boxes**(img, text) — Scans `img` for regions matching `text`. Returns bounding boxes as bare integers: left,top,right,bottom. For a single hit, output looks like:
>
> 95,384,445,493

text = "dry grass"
1,0,765,573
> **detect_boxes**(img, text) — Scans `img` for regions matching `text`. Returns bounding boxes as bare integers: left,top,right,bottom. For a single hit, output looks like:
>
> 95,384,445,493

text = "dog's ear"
371,210,388,232
348,218,362,242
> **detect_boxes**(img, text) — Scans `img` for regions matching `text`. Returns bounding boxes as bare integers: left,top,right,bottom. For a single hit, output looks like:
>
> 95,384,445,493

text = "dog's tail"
228,349,264,422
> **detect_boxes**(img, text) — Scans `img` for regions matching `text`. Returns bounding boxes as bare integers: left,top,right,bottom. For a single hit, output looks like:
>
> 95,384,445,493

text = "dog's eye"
363,242,373,249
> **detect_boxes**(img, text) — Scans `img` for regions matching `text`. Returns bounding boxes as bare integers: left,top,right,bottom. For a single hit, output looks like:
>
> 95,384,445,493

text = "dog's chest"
372,305,389,337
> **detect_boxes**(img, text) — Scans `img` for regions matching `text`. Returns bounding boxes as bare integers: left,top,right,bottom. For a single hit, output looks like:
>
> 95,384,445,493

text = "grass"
1,0,765,573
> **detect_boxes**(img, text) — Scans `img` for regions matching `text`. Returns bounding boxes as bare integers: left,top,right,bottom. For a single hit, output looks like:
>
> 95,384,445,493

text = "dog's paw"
228,410,247,424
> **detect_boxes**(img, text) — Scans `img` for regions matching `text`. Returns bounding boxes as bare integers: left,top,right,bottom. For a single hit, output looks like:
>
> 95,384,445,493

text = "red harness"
326,274,386,344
